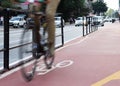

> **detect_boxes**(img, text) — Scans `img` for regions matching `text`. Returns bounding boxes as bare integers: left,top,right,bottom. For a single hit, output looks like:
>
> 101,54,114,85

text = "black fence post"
86,17,88,35
92,17,95,32
91,17,93,32
96,18,98,30
88,17,91,33
82,17,85,36
3,8,10,70
61,16,64,46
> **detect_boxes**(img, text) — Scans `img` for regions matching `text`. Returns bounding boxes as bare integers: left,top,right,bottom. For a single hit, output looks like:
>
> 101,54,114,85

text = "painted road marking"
0,60,73,79
92,71,120,86
36,60,73,75
0,35,87,79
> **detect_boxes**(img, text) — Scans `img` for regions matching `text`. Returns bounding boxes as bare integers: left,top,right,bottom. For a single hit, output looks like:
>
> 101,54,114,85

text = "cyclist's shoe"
38,44,46,54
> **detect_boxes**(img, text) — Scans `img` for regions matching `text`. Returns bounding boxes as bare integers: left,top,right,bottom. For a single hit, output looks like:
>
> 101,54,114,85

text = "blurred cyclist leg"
45,0,60,56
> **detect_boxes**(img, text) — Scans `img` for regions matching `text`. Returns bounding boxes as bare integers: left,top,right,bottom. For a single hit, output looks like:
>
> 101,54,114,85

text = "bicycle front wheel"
19,28,37,81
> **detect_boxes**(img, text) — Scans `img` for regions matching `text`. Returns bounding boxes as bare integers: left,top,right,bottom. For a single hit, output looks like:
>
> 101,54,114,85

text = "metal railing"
0,8,98,73
0,8,65,73
82,16,98,36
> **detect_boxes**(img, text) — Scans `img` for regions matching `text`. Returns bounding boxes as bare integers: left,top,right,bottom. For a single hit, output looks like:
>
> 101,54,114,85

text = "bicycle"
19,11,54,81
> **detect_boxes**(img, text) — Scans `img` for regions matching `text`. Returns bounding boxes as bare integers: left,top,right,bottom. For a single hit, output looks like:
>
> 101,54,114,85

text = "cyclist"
12,0,60,57
45,0,60,57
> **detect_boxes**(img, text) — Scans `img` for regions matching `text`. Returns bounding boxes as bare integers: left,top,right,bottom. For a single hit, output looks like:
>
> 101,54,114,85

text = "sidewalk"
0,21,120,86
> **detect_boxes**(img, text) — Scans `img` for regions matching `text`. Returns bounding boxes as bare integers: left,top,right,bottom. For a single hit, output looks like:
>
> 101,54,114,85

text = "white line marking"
37,60,74,75
0,66,21,79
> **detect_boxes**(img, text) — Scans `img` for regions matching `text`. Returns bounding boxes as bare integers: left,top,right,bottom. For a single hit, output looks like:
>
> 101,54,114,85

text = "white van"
54,17,65,28
93,16,104,26
75,17,87,26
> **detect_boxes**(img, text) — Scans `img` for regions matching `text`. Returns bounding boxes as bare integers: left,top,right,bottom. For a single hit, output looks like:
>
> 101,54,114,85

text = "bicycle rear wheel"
19,28,37,81
44,50,54,69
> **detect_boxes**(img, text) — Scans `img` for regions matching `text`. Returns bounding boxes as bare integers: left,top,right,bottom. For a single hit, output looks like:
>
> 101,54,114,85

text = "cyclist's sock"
48,43,55,56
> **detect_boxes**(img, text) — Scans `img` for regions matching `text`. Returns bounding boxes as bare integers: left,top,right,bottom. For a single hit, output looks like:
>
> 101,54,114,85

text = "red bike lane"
0,22,120,86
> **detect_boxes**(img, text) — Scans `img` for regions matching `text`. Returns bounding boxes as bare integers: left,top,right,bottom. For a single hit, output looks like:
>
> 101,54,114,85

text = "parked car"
16,14,27,19
92,16,104,26
9,16,26,28
103,18,112,22
75,17,87,26
54,17,65,28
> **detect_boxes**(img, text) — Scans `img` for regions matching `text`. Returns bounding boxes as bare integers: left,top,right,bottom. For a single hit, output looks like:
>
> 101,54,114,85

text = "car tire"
13,26,16,28
17,24,20,28
23,23,26,28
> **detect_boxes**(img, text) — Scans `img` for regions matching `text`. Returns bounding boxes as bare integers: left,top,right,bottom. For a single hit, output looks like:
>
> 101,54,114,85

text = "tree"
0,0,12,8
105,8,114,17
92,1,108,16
57,0,91,21
105,8,119,18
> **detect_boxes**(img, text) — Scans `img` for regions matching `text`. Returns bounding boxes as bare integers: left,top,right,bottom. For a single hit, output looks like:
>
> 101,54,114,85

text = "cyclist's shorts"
35,0,45,3
16,0,45,3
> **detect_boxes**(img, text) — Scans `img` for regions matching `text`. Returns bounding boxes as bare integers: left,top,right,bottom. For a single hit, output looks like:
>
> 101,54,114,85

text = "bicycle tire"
19,28,37,81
